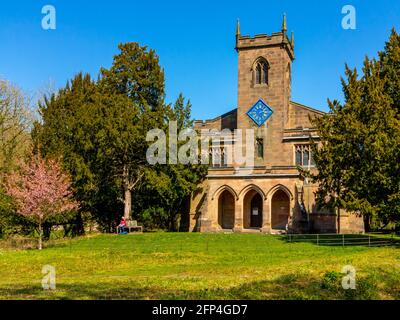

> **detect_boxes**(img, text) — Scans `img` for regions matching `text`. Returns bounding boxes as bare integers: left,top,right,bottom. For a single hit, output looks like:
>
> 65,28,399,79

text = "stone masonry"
187,17,364,234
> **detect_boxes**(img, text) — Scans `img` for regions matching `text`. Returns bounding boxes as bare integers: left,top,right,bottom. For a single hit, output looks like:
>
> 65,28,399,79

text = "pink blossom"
5,155,79,248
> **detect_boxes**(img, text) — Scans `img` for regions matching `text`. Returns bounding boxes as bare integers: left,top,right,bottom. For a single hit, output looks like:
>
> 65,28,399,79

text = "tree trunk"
363,215,371,233
169,213,177,232
123,164,132,220
43,223,51,240
73,212,85,236
38,222,43,250
122,165,144,221
124,187,132,220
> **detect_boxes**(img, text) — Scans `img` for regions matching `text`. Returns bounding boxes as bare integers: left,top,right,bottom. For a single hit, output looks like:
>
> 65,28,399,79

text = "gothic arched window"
286,63,291,86
256,138,264,158
262,63,268,84
253,58,269,85
256,64,261,84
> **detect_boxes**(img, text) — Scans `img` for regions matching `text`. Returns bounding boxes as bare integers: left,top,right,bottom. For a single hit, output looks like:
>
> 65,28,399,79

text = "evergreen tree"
307,30,400,231
100,43,166,220
379,29,400,111
135,94,207,231
33,73,101,233
34,43,206,232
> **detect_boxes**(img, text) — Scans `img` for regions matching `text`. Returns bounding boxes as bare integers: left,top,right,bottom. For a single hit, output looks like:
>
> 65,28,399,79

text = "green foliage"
0,80,33,237
140,207,169,230
134,94,207,231
321,271,341,290
0,183,42,239
136,162,207,231
307,29,400,230
100,42,165,110
0,189,26,238
33,43,206,232
0,80,32,174
33,74,103,232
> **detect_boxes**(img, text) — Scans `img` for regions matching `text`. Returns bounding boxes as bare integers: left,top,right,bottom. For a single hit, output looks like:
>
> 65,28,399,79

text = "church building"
188,16,364,234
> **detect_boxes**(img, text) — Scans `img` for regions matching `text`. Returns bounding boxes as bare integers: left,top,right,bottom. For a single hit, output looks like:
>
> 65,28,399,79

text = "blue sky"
0,0,399,120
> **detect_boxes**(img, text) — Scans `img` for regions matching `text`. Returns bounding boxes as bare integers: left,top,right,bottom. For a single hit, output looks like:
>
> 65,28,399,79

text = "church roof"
290,101,326,115
194,101,325,125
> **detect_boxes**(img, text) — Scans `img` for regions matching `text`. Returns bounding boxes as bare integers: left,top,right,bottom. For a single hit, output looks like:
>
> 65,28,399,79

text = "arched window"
253,58,269,85
286,63,291,86
256,64,261,85
262,63,268,84
256,138,264,158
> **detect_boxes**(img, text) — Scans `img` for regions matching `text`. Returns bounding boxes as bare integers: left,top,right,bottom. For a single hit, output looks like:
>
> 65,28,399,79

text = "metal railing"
283,233,400,247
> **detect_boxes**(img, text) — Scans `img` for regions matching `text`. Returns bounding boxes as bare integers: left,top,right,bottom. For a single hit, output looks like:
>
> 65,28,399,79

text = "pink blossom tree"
5,155,79,249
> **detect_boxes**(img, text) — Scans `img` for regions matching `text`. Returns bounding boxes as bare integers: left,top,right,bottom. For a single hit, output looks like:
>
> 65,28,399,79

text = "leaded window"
253,59,269,85
295,145,316,167
209,145,228,168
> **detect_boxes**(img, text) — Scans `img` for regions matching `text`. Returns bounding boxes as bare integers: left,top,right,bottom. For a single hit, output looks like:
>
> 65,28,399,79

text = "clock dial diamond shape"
246,99,273,127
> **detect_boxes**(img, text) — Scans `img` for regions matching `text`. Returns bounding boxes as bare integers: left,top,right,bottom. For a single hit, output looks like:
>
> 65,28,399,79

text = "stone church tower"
236,15,295,168
187,16,364,234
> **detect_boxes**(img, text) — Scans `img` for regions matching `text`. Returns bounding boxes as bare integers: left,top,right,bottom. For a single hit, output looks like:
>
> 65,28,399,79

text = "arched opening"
218,190,235,229
271,190,290,230
243,189,263,229
250,193,263,228
252,58,269,85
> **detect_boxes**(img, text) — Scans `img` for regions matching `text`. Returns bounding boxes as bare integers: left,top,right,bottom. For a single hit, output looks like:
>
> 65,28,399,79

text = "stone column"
233,199,243,232
199,197,216,232
261,198,271,233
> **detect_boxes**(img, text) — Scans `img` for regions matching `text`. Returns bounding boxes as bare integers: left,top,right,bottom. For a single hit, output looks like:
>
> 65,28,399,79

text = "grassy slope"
0,233,399,300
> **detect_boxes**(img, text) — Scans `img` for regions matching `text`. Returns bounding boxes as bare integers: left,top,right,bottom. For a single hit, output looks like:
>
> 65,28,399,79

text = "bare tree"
0,79,33,175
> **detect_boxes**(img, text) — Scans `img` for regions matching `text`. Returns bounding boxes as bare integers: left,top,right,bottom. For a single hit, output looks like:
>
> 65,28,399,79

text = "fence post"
342,234,345,247
368,235,371,247
317,234,319,246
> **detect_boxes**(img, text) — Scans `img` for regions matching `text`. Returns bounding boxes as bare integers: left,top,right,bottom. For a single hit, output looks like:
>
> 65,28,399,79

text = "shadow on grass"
1,271,398,300
280,233,400,247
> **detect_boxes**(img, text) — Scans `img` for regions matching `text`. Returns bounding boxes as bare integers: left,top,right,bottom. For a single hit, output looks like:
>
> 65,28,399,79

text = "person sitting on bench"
117,217,127,234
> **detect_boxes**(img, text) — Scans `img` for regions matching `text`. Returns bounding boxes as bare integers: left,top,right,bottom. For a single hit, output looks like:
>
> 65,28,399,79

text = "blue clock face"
246,99,273,126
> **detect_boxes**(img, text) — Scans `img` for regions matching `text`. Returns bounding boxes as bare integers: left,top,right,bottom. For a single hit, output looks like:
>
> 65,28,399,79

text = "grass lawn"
0,233,399,300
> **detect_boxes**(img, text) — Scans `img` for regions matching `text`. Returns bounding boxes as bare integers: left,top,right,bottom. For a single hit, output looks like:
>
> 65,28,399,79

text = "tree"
33,73,102,233
0,80,33,236
100,42,166,220
379,29,400,111
307,29,400,231
134,94,207,231
5,155,79,249
0,80,32,174
101,42,165,109
34,43,206,231
75,86,145,224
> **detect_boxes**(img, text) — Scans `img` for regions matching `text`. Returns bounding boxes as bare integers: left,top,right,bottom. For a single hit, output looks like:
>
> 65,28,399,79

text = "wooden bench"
126,219,143,233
